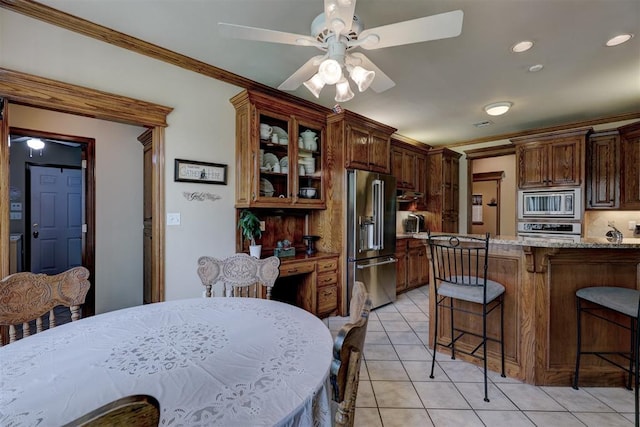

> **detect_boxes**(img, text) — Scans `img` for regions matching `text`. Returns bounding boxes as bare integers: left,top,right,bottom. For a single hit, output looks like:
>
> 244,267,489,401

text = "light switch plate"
10,212,22,220
167,212,181,226
10,202,22,211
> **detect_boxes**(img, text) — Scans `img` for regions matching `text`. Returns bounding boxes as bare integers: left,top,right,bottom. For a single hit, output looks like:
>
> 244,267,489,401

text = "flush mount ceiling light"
606,33,634,46
511,40,533,53
27,138,45,158
484,102,512,116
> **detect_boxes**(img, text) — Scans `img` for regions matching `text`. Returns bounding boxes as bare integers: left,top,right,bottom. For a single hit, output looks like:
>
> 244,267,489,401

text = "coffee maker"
403,214,425,233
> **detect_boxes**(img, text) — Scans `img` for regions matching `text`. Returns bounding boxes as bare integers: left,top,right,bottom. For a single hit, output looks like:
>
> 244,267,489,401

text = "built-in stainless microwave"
517,188,582,220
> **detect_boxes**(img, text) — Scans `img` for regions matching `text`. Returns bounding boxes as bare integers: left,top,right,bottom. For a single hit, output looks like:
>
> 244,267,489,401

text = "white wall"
1,9,243,305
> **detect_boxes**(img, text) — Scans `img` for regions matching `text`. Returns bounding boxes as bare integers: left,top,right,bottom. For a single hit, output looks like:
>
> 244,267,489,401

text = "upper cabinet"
231,90,327,209
426,148,461,232
512,128,590,189
586,130,620,209
327,110,396,174
391,134,430,211
620,122,640,210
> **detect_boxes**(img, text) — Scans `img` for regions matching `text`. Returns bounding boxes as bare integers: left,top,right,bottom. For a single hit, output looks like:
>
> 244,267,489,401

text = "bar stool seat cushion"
576,287,640,318
438,276,505,304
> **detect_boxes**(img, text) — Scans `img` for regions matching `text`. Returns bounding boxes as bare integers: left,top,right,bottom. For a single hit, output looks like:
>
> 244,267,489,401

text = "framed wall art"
174,159,227,185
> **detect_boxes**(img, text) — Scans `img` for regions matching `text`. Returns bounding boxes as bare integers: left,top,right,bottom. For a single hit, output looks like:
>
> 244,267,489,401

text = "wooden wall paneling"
0,98,8,280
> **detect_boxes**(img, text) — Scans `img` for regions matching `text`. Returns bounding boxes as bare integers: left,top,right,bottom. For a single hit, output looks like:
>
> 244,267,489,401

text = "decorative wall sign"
175,159,227,185
182,192,222,202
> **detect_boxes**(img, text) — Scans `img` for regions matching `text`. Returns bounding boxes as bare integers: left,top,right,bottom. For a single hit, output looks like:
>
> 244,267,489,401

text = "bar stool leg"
450,298,456,360
634,317,638,427
500,296,506,378
483,301,489,402
430,293,439,379
573,297,582,390
626,316,634,390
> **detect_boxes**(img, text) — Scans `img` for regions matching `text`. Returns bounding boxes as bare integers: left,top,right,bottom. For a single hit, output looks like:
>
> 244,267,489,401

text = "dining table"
0,297,334,426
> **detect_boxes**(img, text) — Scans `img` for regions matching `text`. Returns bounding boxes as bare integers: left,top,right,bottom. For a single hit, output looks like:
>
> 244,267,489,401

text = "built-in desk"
274,252,340,318
414,233,640,386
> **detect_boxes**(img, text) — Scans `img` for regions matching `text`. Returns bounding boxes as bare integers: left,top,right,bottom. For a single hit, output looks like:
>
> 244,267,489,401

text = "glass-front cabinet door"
257,111,291,203
295,118,323,207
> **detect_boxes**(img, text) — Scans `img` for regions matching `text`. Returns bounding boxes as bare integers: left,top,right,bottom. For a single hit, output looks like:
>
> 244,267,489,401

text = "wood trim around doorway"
0,68,172,303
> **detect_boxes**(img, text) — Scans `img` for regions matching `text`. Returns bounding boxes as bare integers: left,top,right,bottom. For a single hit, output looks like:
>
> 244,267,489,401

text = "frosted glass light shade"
349,66,375,92
484,102,512,116
303,73,326,98
335,78,354,102
318,59,343,85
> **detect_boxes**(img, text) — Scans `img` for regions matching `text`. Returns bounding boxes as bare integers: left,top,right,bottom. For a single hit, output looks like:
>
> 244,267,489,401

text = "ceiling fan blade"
357,10,463,50
278,55,325,91
324,0,357,35
348,52,395,93
219,22,317,46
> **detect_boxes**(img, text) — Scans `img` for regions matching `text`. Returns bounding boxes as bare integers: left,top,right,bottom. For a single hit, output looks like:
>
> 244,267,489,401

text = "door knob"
32,223,39,239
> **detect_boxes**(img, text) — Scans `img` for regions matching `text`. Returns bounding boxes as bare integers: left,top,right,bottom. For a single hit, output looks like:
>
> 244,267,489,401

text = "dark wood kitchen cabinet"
328,110,396,174
396,237,428,294
391,135,430,210
511,128,590,189
426,148,461,232
619,121,640,209
586,130,620,209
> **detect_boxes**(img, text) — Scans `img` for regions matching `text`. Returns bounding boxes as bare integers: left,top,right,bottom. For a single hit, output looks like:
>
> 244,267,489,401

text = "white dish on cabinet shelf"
260,178,274,197
263,153,279,170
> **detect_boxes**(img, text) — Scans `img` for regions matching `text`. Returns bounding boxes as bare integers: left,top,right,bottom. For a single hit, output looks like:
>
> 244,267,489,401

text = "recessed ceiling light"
511,40,533,53
484,102,512,116
528,64,544,72
606,33,633,47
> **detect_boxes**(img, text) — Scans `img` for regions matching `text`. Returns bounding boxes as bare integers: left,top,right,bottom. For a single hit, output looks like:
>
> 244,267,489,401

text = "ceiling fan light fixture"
349,65,375,92
484,101,512,116
335,78,354,102
303,73,326,98
318,59,343,85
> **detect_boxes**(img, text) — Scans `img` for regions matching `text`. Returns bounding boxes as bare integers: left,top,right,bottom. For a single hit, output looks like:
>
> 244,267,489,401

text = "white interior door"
29,165,82,274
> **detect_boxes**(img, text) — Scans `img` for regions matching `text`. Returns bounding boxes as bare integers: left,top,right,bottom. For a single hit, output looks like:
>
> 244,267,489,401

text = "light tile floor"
324,285,638,427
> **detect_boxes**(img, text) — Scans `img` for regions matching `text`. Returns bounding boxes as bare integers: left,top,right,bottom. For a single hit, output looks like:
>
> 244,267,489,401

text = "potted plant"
238,209,262,258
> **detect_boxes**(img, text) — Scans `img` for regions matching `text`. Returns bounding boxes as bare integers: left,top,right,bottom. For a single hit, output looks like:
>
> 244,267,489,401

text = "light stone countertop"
408,232,640,249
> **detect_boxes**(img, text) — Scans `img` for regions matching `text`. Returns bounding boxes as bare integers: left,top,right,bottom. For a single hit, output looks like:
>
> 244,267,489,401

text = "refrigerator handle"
373,179,384,250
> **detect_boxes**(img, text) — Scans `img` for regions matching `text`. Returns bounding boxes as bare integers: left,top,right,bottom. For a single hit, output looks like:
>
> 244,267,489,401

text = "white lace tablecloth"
0,298,334,426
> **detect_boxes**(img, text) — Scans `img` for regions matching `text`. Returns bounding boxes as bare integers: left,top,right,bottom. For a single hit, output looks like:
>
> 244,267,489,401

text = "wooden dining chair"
197,253,280,298
62,394,160,427
0,266,90,345
330,281,372,427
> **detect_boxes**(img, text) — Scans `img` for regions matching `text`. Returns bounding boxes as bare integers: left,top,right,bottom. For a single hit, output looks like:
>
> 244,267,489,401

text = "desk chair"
0,266,90,345
573,286,639,427
197,253,280,298
330,281,372,427
427,232,506,402
63,394,160,427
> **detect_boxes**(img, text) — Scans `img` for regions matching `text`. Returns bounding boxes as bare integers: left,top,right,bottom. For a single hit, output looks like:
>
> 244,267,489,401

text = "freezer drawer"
348,256,397,311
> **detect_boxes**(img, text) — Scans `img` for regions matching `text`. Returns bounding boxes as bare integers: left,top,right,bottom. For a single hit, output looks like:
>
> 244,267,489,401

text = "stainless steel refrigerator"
346,169,397,311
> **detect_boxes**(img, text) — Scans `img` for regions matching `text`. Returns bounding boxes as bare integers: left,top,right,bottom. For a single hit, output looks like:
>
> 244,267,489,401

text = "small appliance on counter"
402,214,425,233
302,235,320,255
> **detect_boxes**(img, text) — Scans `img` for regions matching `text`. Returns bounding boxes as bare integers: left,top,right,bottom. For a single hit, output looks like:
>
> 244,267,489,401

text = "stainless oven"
517,221,582,242
518,188,582,220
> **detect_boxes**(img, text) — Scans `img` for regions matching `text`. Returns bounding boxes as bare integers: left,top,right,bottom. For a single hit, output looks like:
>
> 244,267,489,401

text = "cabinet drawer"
279,262,315,277
408,239,425,249
317,272,338,286
317,284,338,314
317,258,338,273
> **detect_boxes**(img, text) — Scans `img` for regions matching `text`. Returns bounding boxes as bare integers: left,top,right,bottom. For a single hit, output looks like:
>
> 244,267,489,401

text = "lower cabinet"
396,238,429,294
277,254,339,318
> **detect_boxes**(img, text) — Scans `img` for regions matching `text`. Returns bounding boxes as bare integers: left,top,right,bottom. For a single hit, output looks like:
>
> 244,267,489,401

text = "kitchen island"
414,233,640,386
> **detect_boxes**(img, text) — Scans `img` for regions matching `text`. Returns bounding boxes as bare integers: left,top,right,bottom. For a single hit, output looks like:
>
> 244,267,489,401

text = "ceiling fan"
219,0,463,102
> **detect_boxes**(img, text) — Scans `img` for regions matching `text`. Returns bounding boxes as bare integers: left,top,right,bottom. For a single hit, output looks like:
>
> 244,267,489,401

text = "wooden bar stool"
573,286,639,427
